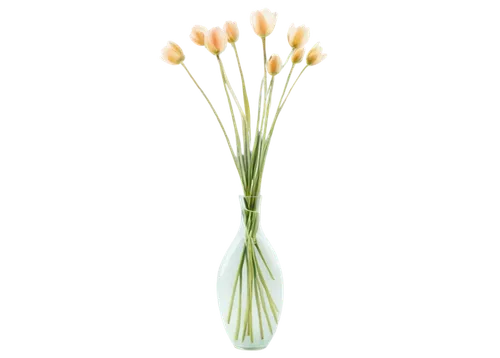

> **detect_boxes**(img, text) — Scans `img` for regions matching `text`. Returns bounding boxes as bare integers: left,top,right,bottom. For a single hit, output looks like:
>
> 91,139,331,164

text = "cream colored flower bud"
161,42,185,65
204,27,227,55
190,25,207,46
287,24,310,48
224,21,239,43
251,9,277,38
291,48,305,64
306,43,327,66
266,54,282,76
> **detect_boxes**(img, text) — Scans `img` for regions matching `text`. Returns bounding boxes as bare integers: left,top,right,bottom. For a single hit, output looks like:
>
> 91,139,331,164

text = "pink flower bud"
190,25,207,46
306,43,327,66
161,42,185,65
291,48,305,64
250,9,277,38
204,27,228,56
287,24,310,48
266,54,282,76
224,21,239,43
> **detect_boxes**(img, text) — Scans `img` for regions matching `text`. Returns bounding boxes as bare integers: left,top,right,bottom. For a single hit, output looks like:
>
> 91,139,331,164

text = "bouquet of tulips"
162,9,326,345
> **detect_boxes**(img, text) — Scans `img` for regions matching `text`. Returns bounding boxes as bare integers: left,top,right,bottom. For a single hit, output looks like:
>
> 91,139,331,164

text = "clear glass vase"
217,196,284,350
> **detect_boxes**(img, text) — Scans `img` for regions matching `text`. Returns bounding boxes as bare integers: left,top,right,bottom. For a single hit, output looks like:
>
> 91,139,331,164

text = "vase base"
234,345,268,351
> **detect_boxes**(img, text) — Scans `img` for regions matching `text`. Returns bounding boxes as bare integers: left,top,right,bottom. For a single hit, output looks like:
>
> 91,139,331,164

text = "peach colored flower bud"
161,42,185,65
291,48,305,64
204,27,227,56
287,24,310,48
224,21,239,43
266,54,282,76
250,9,277,38
190,25,207,46
306,43,327,66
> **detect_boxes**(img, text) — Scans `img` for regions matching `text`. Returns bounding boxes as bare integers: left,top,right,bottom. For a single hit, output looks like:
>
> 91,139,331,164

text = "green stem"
253,258,264,340
255,243,275,280
265,66,309,166
262,38,268,94
257,270,273,334
216,55,247,193
231,43,252,118
249,140,263,195
216,55,238,127
234,261,243,340
227,247,246,323
248,244,254,342
256,260,279,322
266,65,296,139
241,243,253,341
220,60,245,119
182,64,236,167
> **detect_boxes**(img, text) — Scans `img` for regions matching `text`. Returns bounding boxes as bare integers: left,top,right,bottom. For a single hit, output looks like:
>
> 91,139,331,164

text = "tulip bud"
161,42,185,65
306,43,327,66
291,48,305,64
190,25,207,46
224,21,239,43
287,25,310,48
250,9,277,38
204,27,227,55
266,54,282,76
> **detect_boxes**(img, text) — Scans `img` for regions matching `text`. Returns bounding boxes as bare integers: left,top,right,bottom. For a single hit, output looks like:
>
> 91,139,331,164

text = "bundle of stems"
162,9,326,342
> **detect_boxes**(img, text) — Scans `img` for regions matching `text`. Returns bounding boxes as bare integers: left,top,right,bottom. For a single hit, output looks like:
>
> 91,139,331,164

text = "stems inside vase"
225,200,278,342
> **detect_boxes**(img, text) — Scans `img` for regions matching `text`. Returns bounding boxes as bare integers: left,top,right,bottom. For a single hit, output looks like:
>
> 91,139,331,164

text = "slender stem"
252,244,276,333
231,43,252,117
234,261,244,340
241,120,249,194
220,60,245,119
262,38,268,92
216,55,241,136
255,243,275,280
217,56,247,193
250,137,263,194
182,64,234,150
247,244,254,342
227,247,246,324
256,260,279,322
255,74,276,192
257,270,273,334
182,64,248,186
281,49,294,68
267,66,308,151
256,73,266,124
241,244,252,341
282,65,309,107
252,37,269,192
218,57,249,185
253,258,264,340
267,64,296,136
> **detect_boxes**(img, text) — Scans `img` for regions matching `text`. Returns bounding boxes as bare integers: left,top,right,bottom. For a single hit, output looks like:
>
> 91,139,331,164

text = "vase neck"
239,196,262,236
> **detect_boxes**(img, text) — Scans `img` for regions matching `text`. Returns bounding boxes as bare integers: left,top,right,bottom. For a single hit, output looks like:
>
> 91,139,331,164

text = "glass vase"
217,195,284,350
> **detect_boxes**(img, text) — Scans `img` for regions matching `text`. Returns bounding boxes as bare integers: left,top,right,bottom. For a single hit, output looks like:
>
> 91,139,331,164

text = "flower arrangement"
161,9,326,348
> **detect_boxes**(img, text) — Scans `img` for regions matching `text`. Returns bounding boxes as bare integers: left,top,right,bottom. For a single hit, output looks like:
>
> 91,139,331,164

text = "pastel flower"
287,25,310,48
250,9,277,37
190,25,207,46
161,42,185,65
224,21,239,43
205,27,228,55
306,43,327,66
291,48,305,64
266,54,282,76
